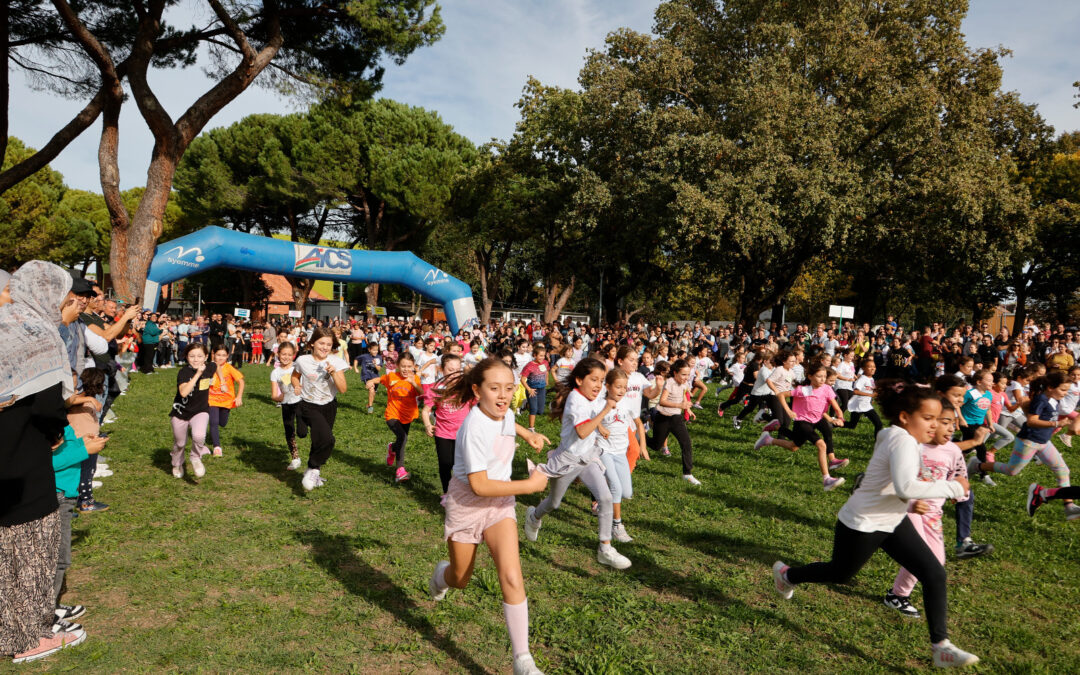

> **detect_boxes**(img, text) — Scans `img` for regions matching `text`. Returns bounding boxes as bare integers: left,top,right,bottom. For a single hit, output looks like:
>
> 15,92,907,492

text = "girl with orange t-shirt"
208,346,245,457
367,351,422,483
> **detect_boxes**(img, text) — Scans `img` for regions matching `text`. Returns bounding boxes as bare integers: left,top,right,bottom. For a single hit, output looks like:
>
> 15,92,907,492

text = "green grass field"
15,365,1080,674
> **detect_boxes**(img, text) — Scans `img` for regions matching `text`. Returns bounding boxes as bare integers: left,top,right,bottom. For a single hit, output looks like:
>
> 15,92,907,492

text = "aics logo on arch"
293,244,352,276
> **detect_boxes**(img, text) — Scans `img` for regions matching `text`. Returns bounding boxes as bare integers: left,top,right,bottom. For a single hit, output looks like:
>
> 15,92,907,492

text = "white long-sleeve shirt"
838,425,966,533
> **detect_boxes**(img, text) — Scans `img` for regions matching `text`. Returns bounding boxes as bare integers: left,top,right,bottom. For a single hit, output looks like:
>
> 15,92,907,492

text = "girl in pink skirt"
427,357,551,675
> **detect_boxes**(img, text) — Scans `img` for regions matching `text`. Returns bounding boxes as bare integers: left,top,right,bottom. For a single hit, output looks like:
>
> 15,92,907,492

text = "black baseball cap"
70,276,96,296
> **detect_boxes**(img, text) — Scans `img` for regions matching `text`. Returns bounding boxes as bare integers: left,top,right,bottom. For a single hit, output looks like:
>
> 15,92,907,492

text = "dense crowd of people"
2,259,1078,670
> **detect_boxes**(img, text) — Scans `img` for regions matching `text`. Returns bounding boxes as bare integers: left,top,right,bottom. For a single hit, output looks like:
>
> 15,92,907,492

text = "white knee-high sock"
503,600,529,658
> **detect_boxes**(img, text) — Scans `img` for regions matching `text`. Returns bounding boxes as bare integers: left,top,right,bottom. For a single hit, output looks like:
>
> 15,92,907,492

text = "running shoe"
395,467,410,483
828,458,850,471
191,457,206,479
754,432,773,450
753,409,767,423
823,476,845,492
662,446,671,456
55,604,86,621
932,640,980,668
954,538,993,559
597,544,632,570
78,500,109,513
367,406,374,414
1026,483,1044,517
513,653,545,675
386,442,395,467
883,592,920,618
716,409,724,418
683,474,702,486
691,402,703,409
287,458,302,471
1062,433,1073,448
172,466,183,479
301,468,320,492
213,446,223,457
732,419,742,430
981,475,997,487
612,522,633,543
429,560,450,601
524,506,541,542
772,561,794,599
763,419,781,433
1064,503,1080,521
965,456,982,481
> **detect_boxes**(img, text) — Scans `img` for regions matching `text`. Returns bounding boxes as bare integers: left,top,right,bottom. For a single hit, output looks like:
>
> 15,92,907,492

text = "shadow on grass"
295,528,489,674
234,436,306,497
633,517,799,567
333,450,445,515
628,547,909,674
151,446,201,484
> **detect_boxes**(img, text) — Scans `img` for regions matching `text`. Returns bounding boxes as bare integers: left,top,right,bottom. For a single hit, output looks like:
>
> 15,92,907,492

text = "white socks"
503,600,529,658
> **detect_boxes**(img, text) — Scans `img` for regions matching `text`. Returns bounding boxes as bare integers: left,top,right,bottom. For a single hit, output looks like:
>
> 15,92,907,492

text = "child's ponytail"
1024,371,1067,415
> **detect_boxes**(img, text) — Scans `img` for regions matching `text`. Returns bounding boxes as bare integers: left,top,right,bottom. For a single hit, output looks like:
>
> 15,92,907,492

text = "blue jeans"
527,387,547,415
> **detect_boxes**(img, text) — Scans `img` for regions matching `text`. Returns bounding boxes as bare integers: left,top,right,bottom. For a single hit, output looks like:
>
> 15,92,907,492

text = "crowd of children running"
4,265,1079,673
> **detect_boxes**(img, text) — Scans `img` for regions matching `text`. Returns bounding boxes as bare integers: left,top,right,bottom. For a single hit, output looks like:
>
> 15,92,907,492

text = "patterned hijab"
0,260,73,401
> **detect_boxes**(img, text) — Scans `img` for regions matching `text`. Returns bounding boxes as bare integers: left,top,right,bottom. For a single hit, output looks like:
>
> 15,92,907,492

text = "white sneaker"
96,463,109,470
191,457,206,479
524,506,541,542
172,466,183,479
429,560,450,601
513,653,545,675
1062,433,1073,448
1064,503,1080,521
301,468,320,491
772,561,794,599
91,480,103,489
93,468,113,478
754,432,773,450
597,544,632,570
932,639,979,667
753,409,767,423
981,474,997,487
683,474,702,486
823,476,845,492
612,522,633,543
287,458,302,471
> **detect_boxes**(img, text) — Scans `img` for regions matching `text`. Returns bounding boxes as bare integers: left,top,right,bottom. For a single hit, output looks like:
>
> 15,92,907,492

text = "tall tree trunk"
111,146,176,301
365,283,380,318
543,276,575,323
289,277,314,312
1011,269,1031,337
0,0,8,166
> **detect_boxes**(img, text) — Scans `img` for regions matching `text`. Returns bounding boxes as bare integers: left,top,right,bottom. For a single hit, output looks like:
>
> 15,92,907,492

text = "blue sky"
10,0,1080,192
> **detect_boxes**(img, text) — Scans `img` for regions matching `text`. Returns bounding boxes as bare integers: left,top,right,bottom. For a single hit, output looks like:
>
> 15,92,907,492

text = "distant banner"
366,305,387,316
234,308,250,318
288,310,302,318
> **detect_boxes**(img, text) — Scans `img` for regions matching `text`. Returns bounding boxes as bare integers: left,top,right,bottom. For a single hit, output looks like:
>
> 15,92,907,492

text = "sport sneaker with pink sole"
763,419,781,433
823,476,846,491
828,458,850,470
772,561,794,599
395,466,410,483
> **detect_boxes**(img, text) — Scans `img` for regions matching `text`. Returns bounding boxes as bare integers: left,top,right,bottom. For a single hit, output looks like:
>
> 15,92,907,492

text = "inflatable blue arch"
142,226,478,332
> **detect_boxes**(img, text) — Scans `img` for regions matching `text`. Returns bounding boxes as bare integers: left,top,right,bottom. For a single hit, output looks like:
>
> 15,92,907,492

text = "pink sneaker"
828,458,849,470
386,442,395,466
754,432,773,450
394,466,410,483
213,446,223,457
763,419,781,433
12,630,87,663
772,561,794,600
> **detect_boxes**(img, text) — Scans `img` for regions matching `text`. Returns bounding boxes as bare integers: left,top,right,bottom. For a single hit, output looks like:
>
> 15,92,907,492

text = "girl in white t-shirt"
772,383,978,668
846,359,883,436
834,350,856,412
524,358,633,571
270,342,307,470
597,368,636,542
291,328,349,491
553,344,575,385
426,358,550,675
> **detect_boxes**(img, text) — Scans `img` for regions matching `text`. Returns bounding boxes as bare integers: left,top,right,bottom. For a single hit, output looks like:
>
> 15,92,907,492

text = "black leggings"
766,394,792,440
137,344,156,373
1044,486,1080,501
434,436,456,493
387,419,411,468
281,402,307,442
848,409,883,436
719,383,753,411
300,399,337,469
960,425,987,462
786,518,948,643
647,412,693,474
736,394,769,420
836,389,852,412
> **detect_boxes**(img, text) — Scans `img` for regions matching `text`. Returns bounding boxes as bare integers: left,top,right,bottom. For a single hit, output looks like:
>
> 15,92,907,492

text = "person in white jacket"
770,382,980,669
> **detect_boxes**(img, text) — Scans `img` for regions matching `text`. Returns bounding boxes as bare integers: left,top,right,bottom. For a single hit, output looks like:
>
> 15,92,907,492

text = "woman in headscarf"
0,261,87,663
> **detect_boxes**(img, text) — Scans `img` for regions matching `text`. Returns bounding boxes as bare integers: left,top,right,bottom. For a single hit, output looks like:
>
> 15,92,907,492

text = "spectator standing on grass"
0,261,88,663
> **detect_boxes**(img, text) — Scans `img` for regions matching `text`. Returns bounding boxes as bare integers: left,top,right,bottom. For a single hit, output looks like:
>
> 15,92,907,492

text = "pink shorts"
443,477,516,544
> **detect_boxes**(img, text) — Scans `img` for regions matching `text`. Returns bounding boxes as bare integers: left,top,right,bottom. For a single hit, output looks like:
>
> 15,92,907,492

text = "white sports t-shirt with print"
695,357,714,380
554,357,574,384
271,365,301,405
558,389,605,457
453,406,517,484
1060,382,1080,416
294,354,350,405
729,362,746,387
848,375,875,413
513,352,531,381
596,405,631,455
617,371,650,420
416,351,440,385
835,362,855,391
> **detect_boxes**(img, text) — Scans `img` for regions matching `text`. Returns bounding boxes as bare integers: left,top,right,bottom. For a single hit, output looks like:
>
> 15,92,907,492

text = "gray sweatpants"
532,461,613,542
54,493,77,602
